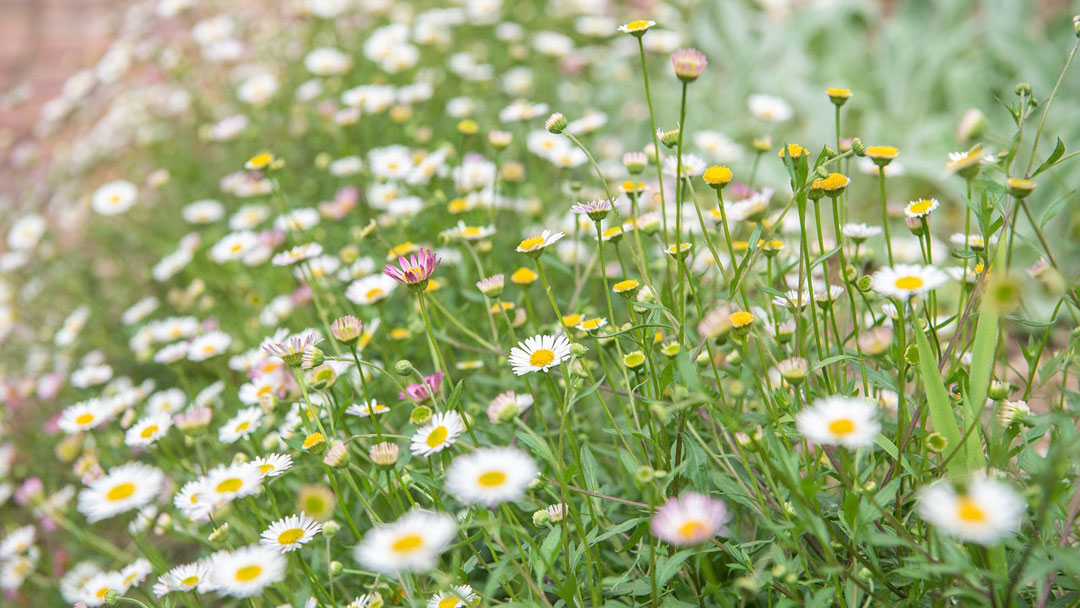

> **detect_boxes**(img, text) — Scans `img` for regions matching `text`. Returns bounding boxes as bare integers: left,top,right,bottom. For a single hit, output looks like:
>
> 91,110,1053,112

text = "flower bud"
322,520,341,538
395,359,415,375
409,405,432,425
569,342,588,357
926,432,947,453
545,112,567,134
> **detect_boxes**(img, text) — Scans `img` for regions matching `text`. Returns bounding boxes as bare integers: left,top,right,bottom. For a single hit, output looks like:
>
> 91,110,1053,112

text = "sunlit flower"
207,545,286,598
516,230,565,255
445,446,538,506
795,396,880,448
509,334,572,375
354,509,457,574
651,493,730,546
77,462,165,522
870,264,949,300
124,413,172,448
917,475,1024,545
410,411,466,457
91,180,138,215
260,512,322,553
385,248,441,287
904,198,939,219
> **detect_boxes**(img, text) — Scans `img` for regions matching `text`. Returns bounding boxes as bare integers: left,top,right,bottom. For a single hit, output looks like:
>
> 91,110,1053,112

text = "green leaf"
1031,137,1065,177
810,246,841,270
656,550,695,587
913,323,965,475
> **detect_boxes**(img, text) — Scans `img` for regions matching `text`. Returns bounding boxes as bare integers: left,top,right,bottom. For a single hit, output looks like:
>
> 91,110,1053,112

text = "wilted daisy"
917,475,1024,545
795,396,880,448
207,545,286,598
509,334,572,375
124,413,173,448
651,492,731,546
260,512,322,553
354,509,457,574
77,462,165,522
410,411,466,457
91,180,138,215
870,264,949,300
445,446,539,506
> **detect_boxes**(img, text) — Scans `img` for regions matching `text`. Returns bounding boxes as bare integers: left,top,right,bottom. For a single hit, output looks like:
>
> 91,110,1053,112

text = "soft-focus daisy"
508,334,572,375
91,180,138,215
272,242,324,266
445,446,538,506
618,19,655,35
58,399,109,434
870,264,949,300
207,545,286,598
428,585,478,608
203,462,262,503
187,330,232,362
260,512,322,553
219,406,263,444
182,199,224,224
487,391,534,423
748,94,793,122
354,509,457,574
795,396,880,448
71,364,113,388
410,411,466,457
346,400,390,418
385,248,440,286
153,561,210,597
917,475,1024,545
346,274,399,305
841,223,882,242
77,462,165,522
81,571,127,606
651,492,731,546
124,413,173,448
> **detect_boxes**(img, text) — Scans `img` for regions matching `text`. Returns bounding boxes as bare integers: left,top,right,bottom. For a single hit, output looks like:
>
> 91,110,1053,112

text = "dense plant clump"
3,0,1080,606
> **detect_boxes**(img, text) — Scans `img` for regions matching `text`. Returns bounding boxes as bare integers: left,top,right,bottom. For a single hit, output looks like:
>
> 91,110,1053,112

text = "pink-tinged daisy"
272,242,323,266
570,199,613,221
670,48,707,81
651,492,731,546
384,248,440,289
346,400,390,418
262,330,322,368
399,372,444,402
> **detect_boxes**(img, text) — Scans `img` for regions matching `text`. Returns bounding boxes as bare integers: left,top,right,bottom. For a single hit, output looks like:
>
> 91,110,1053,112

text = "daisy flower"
384,248,440,286
445,446,539,506
346,274,399,305
795,396,881,448
508,334,572,375
210,231,259,263
124,413,173,448
748,93,793,122
272,242,323,266
262,330,322,368
570,199,613,221
260,512,322,553
252,453,293,478
670,48,707,81
91,180,138,215
58,399,109,434
207,545,286,598
203,462,262,504
186,330,232,362
870,264,949,300
77,462,166,522
516,230,565,255
428,585,478,608
410,411,466,457
450,222,496,241
841,223,882,242
218,406,263,444
353,509,457,574
487,391,534,423
904,198,940,219
70,364,113,388
0,526,35,559
153,561,210,597
651,492,731,546
917,475,1024,545
618,19,655,35
346,400,390,418
81,571,127,606
119,558,152,589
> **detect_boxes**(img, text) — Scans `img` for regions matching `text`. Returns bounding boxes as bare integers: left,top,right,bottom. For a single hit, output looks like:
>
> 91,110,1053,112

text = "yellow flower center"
391,533,424,553
518,236,545,251
96,586,112,598
529,348,556,367
581,319,603,330
956,497,987,523
258,464,274,475
625,19,651,30
461,227,481,237
75,413,95,426
438,597,463,608
828,418,856,436
277,528,306,545
729,311,754,328
614,279,639,292
365,288,385,300
234,565,263,582
511,268,538,283
908,199,934,215
894,275,924,290
236,421,251,432
426,425,448,448
140,425,159,439
477,470,508,488
216,478,243,493
179,575,200,587
106,482,136,501
677,519,708,542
